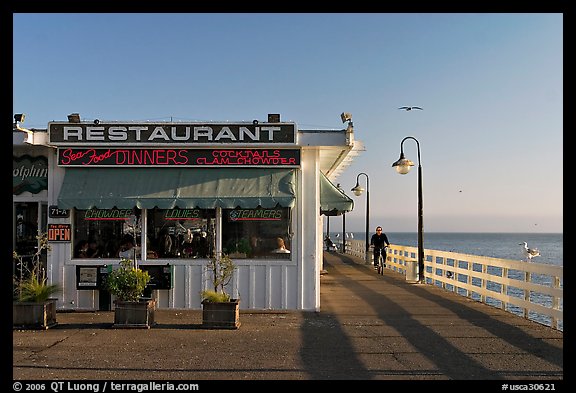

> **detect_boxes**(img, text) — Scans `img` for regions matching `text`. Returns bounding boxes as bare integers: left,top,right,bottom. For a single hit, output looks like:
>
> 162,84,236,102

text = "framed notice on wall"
77,266,98,288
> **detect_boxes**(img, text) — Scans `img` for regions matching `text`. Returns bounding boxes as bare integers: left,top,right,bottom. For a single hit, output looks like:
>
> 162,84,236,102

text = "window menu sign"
76,265,111,290
77,266,98,288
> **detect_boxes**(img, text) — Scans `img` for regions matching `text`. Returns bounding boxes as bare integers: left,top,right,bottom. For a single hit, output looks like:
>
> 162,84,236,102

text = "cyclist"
370,226,390,270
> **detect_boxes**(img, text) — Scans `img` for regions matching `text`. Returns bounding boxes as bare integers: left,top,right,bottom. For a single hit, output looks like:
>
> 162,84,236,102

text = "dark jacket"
370,233,390,249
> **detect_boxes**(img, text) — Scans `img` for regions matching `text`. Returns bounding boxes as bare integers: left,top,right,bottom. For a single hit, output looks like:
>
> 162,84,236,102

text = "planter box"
13,299,58,330
113,298,156,329
201,299,240,329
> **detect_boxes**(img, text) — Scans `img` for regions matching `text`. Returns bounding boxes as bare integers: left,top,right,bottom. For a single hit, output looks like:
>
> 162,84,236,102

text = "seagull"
335,233,340,238
519,242,540,261
399,106,423,111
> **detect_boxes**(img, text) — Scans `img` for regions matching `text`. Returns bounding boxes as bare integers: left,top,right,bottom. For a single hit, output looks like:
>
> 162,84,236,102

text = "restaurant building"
13,113,362,311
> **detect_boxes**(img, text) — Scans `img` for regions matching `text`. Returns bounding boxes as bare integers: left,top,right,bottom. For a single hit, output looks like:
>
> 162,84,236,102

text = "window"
72,206,291,260
146,208,215,259
222,207,292,259
73,208,137,259
15,202,40,256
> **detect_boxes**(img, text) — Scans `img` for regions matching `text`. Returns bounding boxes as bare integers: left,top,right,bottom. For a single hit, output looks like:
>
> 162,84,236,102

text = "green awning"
320,171,354,216
57,168,296,209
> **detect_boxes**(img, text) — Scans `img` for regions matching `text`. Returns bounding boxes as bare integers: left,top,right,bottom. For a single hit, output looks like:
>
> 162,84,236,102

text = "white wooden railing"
339,239,563,331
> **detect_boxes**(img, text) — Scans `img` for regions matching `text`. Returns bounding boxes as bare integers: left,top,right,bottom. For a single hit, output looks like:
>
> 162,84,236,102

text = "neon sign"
84,208,133,221
164,209,202,220
58,148,300,167
228,208,285,221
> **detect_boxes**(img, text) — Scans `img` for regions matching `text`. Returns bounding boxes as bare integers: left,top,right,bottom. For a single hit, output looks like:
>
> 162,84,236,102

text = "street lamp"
351,173,370,265
337,184,346,254
392,136,425,283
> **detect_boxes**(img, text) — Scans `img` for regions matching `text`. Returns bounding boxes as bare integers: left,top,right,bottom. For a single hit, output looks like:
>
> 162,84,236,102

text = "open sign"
48,223,71,242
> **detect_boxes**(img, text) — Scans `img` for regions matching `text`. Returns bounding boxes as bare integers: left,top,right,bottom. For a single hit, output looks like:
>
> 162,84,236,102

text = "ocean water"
330,232,563,266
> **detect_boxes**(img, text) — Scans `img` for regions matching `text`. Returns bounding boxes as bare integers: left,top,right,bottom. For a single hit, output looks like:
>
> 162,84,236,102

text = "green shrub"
18,271,60,302
105,258,151,302
200,290,231,303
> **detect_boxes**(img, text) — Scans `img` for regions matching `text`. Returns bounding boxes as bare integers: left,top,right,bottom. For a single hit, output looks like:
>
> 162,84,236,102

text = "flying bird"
519,242,540,261
399,106,423,111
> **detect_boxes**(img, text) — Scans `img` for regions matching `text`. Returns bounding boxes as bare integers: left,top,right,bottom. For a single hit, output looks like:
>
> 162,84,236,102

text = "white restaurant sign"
48,122,297,146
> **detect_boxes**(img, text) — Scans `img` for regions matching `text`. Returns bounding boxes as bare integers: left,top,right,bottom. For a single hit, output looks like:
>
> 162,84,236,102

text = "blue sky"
13,13,563,233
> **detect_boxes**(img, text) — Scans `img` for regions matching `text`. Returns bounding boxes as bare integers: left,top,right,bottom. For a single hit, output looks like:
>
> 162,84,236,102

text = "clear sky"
12,13,563,233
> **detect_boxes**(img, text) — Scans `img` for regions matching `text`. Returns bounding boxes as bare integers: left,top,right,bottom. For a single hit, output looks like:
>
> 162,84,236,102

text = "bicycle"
373,246,388,275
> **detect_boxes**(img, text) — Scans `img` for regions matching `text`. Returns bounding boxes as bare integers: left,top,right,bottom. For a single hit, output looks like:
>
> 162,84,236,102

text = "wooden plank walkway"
12,251,563,382
321,251,563,380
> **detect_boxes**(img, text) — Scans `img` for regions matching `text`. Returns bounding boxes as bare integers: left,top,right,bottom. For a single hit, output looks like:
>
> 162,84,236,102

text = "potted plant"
200,252,240,329
13,232,61,330
104,257,154,328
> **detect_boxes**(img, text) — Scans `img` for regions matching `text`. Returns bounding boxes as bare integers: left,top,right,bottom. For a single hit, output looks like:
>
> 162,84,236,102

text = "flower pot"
201,299,240,329
113,298,156,329
13,298,58,330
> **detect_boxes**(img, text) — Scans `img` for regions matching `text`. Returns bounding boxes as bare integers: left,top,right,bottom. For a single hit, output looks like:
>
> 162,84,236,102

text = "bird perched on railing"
520,242,540,261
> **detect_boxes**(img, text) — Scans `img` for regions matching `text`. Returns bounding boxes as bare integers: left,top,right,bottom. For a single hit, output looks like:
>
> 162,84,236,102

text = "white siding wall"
299,148,322,311
49,157,324,311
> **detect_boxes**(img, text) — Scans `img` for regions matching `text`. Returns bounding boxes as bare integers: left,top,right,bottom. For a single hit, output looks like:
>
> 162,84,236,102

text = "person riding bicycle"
370,226,390,269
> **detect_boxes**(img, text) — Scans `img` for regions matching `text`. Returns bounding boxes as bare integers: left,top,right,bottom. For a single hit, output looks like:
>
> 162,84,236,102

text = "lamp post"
337,184,346,254
342,212,346,253
351,173,370,265
392,136,425,283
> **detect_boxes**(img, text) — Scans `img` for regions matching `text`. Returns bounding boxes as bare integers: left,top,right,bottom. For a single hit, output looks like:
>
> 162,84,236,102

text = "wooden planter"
13,299,58,330
113,298,156,329
201,299,240,329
